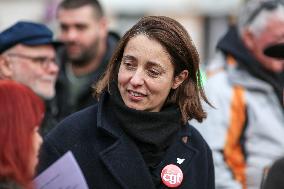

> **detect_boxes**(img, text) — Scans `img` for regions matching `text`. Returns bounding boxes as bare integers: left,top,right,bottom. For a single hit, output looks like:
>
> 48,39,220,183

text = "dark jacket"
263,157,284,189
38,94,215,189
40,32,120,136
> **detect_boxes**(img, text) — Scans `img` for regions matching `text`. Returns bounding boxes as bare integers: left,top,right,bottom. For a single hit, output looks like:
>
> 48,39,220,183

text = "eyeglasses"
246,0,284,24
6,53,57,70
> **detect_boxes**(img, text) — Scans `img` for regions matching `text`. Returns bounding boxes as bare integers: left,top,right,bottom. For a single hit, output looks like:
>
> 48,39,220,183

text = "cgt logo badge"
161,164,183,188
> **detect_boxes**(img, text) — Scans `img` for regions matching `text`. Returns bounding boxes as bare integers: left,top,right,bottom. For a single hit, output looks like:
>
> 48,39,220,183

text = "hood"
217,26,283,107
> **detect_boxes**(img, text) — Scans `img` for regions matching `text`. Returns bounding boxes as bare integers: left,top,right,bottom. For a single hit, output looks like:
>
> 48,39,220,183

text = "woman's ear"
0,55,13,79
172,70,188,89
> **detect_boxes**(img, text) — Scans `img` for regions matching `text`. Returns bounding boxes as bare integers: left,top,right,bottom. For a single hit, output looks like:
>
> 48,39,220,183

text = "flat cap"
0,21,62,54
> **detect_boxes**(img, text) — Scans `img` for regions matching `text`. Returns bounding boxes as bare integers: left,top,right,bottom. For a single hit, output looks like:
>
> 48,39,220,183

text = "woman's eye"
123,62,136,70
148,69,160,77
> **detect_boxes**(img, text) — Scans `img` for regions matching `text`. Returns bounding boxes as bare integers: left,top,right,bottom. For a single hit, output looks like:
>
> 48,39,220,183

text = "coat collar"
96,92,199,189
96,92,123,138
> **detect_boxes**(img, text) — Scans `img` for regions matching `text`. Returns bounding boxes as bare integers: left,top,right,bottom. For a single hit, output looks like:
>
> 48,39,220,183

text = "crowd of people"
0,0,283,188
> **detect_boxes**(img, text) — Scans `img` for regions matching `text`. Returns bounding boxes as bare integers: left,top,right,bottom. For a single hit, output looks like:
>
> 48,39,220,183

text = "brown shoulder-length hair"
94,16,210,124
0,80,45,189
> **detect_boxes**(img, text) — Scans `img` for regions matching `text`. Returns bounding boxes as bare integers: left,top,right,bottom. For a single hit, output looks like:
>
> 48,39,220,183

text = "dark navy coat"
37,95,215,189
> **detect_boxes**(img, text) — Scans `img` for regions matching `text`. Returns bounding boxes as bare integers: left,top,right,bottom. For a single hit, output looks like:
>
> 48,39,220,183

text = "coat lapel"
97,95,155,189
159,139,198,174
151,128,199,188
96,94,198,188
99,134,156,189
98,126,198,189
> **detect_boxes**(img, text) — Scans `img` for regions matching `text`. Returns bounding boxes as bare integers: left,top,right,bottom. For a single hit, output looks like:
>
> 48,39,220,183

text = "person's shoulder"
271,157,284,170
44,104,99,147
202,55,235,105
108,30,120,42
204,53,232,90
187,123,206,141
59,103,99,125
206,52,226,73
263,157,284,189
186,123,211,151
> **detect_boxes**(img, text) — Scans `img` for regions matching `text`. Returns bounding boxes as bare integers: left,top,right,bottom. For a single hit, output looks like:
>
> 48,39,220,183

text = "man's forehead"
58,5,98,22
7,44,56,56
16,44,54,50
2,44,24,54
258,19,284,41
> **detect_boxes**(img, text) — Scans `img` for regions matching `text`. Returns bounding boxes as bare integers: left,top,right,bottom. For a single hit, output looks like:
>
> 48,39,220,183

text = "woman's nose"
129,70,144,86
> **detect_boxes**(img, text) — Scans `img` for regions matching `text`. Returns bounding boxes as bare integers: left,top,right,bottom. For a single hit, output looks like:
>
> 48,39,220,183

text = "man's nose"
62,29,78,42
46,61,59,75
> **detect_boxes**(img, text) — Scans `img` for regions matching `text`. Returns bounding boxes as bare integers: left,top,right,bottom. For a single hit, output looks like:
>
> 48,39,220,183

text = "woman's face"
29,127,43,176
118,34,185,112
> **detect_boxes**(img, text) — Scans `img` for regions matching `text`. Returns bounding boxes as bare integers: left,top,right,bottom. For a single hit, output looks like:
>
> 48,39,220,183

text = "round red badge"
161,164,183,188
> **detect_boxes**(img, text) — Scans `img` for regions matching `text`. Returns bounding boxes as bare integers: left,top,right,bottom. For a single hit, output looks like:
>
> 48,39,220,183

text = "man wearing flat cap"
0,21,61,134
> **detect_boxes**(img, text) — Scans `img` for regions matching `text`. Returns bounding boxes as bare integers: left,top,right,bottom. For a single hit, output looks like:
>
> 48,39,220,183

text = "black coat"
263,157,284,189
37,95,215,189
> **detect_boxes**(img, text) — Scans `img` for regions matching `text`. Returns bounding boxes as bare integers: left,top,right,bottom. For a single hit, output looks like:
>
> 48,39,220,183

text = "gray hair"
237,0,284,36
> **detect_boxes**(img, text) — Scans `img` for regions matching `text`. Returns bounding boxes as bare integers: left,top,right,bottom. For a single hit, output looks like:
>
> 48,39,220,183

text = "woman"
38,16,214,189
0,80,44,189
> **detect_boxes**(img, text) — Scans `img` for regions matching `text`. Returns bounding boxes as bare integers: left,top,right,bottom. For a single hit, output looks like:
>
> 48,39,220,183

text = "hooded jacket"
194,26,284,189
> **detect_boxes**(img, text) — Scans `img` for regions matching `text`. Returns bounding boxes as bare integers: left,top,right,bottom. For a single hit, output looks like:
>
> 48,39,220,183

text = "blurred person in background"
0,21,61,136
37,16,214,189
193,0,284,189
53,0,120,124
0,80,45,189
261,42,284,189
